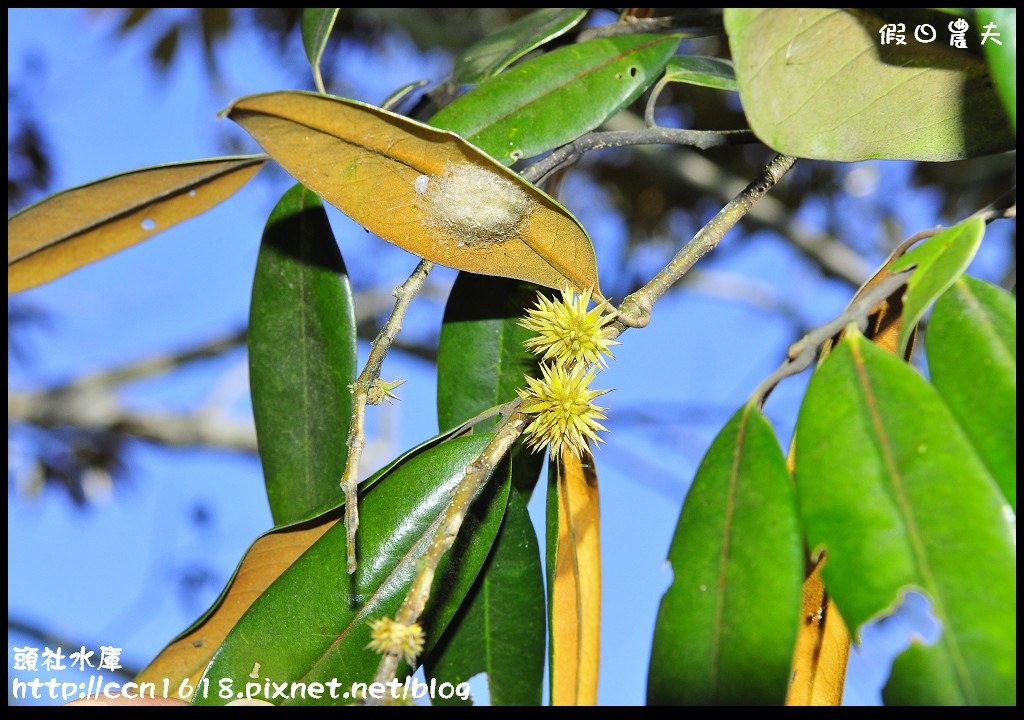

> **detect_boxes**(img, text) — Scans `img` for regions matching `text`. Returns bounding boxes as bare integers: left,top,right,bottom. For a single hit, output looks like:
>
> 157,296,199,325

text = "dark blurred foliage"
7,8,1016,503
10,426,128,506
8,57,51,212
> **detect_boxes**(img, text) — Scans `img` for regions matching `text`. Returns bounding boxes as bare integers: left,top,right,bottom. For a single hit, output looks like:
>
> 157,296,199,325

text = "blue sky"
8,8,1012,706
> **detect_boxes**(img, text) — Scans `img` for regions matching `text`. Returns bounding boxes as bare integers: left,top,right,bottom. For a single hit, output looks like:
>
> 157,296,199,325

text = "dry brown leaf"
8,156,265,294
824,235,923,361
135,512,338,695
785,556,851,706
225,91,600,293
550,449,601,706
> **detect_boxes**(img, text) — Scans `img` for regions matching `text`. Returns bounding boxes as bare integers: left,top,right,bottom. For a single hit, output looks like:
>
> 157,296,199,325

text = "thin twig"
342,259,434,574
365,153,797,700
974,188,1016,223
749,270,914,407
602,111,875,287
575,12,724,42
521,127,757,185
366,407,528,697
614,153,798,329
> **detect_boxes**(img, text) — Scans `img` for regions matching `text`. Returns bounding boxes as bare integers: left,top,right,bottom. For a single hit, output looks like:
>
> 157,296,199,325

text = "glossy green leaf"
424,488,545,705
227,91,599,292
437,274,541,432
926,275,1016,510
795,328,1016,705
8,155,264,294
301,8,339,78
152,418,485,653
194,433,510,705
437,272,546,495
249,184,357,526
648,403,802,705
889,217,984,356
452,8,587,85
431,33,681,165
661,55,737,91
724,9,1015,160
977,8,1016,131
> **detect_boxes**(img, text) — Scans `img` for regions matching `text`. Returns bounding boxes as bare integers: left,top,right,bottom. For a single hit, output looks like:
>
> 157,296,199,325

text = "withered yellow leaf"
549,449,601,706
785,556,850,706
8,156,265,294
135,512,338,695
224,91,600,293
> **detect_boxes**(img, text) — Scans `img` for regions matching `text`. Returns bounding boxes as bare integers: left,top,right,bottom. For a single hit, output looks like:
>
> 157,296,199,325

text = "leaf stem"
342,259,434,574
312,65,327,95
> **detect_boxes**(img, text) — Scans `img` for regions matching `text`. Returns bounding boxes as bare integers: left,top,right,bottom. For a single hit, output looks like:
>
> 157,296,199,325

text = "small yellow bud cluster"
366,616,425,664
518,286,616,458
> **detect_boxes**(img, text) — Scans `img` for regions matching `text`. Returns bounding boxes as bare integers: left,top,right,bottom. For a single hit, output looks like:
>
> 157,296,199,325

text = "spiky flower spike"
520,286,618,369
366,617,425,664
519,362,610,459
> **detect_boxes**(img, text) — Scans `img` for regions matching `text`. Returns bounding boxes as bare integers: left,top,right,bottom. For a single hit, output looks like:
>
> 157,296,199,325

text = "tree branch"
8,389,259,452
575,12,724,42
601,112,876,287
615,154,798,328
367,408,529,694
748,269,914,407
521,127,757,185
342,259,434,574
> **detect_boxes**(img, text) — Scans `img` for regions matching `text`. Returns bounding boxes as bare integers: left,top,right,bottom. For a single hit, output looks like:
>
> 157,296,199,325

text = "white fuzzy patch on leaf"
418,163,534,244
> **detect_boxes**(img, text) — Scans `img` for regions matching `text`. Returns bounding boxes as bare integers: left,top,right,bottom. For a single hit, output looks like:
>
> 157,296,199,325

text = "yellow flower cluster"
518,286,615,458
366,616,425,664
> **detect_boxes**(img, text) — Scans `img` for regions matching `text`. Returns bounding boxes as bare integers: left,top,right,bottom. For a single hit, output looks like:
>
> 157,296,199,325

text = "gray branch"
750,269,914,406
601,112,875,287
521,127,757,185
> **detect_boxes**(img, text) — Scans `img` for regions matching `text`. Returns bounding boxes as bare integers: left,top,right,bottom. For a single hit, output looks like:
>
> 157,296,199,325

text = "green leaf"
794,328,1016,705
424,488,545,705
661,55,737,91
977,8,1016,132
8,155,264,294
152,419,486,650
249,184,357,527
889,217,984,356
301,8,339,79
431,33,681,165
647,403,803,705
437,272,546,496
926,275,1016,510
227,91,599,293
452,9,587,85
437,274,540,432
194,433,510,705
724,8,1015,160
